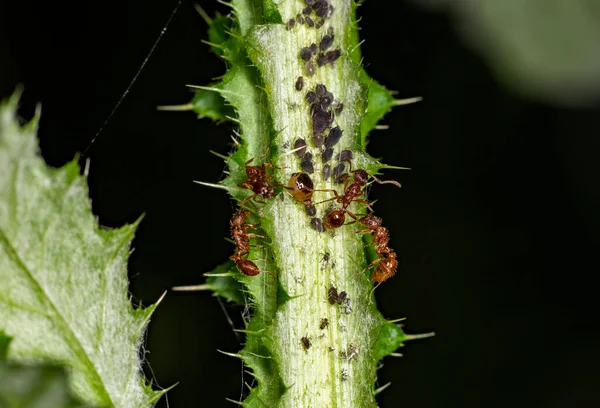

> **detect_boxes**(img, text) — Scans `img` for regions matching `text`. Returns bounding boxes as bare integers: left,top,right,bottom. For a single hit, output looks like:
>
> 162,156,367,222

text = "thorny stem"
185,1,431,407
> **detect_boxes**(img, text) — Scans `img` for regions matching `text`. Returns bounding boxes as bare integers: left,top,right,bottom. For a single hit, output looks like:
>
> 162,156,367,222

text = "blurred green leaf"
419,0,600,105
0,332,87,408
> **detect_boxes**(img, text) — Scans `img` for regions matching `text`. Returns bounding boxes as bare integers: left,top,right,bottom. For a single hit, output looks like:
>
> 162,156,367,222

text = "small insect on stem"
356,213,399,298
301,336,311,351
238,154,276,212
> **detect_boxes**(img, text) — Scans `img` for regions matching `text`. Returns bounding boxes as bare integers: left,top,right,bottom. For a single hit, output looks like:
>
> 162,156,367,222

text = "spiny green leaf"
0,93,162,407
359,77,394,146
190,87,235,121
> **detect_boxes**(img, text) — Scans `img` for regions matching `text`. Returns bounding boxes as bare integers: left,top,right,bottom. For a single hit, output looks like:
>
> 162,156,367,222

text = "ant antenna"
82,0,183,158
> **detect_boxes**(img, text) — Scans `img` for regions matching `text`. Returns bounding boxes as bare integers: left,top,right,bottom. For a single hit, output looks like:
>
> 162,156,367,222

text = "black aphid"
328,285,339,305
311,217,324,232
305,16,314,27
295,76,304,91
305,0,315,6
301,152,314,174
305,91,317,104
337,149,353,162
337,291,347,305
315,84,327,98
301,336,311,351
325,49,341,64
302,6,311,15
317,53,327,67
320,318,329,330
325,126,342,148
300,47,312,61
312,132,325,148
320,34,333,51
310,43,318,55
334,101,343,115
322,146,334,163
297,15,304,25
305,60,316,77
305,202,317,216
312,108,333,135
313,0,329,17
287,19,296,30
315,19,325,29
332,162,347,183
321,92,334,109
322,163,331,181
294,138,307,157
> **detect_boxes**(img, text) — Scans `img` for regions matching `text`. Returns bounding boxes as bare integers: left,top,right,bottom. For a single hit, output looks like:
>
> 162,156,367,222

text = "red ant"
229,208,268,277
356,213,399,296
238,155,276,211
317,165,401,228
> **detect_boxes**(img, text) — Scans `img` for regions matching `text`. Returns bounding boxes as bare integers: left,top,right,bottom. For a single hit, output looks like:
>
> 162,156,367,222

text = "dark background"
2,0,600,406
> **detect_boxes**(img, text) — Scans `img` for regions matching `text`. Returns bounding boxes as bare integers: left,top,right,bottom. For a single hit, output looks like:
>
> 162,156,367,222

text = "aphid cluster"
284,0,403,294
299,27,341,77
288,0,335,32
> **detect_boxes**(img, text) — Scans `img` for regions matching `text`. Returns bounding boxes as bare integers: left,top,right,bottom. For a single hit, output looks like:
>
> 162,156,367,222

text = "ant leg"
313,189,341,205
239,195,263,216
357,258,381,277
368,281,383,304
372,175,402,188
247,233,268,239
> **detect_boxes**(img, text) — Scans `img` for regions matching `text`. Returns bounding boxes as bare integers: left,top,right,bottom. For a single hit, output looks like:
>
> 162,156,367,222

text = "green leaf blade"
0,95,162,407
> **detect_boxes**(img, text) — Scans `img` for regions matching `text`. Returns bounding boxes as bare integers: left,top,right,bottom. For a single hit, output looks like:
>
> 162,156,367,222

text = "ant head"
360,213,382,229
256,181,275,198
231,209,249,225
353,169,369,185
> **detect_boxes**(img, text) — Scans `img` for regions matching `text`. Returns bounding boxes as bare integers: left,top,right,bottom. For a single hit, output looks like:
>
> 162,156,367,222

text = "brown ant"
238,155,276,211
356,213,399,295
317,163,401,228
229,208,269,278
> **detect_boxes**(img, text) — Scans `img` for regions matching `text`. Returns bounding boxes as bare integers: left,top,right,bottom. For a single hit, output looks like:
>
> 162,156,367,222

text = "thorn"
233,328,265,334
186,85,240,98
374,382,392,395
375,125,389,130
390,352,403,358
217,349,243,359
194,4,212,24
203,272,234,277
392,96,422,106
193,180,231,191
246,351,272,359
201,39,224,49
156,103,194,111
84,158,91,177
231,135,240,146
224,115,240,123
284,145,306,155
387,317,406,324
171,284,211,291
405,332,436,341
210,150,229,161
382,164,411,171
155,291,168,306
225,398,246,406
349,39,365,54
